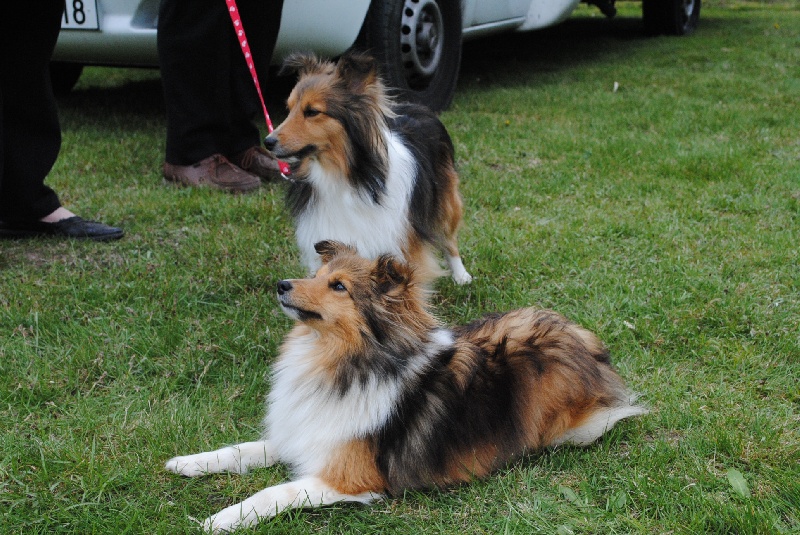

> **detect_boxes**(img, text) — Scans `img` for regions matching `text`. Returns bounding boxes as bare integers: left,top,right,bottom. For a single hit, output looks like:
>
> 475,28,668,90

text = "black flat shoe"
0,216,124,242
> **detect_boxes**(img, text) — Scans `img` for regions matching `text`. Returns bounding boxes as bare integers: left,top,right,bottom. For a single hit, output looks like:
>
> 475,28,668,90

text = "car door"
464,0,530,26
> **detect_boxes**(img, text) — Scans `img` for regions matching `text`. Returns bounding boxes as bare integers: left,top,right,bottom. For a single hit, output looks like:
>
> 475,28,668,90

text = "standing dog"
165,241,646,533
264,51,471,285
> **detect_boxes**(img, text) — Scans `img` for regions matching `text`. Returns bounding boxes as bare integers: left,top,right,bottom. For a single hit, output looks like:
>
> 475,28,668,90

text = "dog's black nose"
263,135,278,151
277,280,293,295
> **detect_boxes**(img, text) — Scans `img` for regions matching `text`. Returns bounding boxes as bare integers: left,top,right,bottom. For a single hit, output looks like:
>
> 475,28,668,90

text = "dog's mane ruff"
327,254,440,394
327,53,395,203
291,131,419,274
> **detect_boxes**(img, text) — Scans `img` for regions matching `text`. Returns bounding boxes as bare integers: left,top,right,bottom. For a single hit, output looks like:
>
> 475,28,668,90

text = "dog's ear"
373,254,411,294
335,50,379,94
314,240,357,264
279,52,330,78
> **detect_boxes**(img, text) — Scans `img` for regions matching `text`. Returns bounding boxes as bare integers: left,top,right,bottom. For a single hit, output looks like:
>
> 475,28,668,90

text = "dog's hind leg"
447,253,472,285
436,210,471,285
203,476,379,533
439,234,471,284
165,440,278,477
438,170,472,285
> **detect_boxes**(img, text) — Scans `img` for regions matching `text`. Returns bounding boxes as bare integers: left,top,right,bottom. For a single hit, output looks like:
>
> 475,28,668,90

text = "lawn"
1,1,798,533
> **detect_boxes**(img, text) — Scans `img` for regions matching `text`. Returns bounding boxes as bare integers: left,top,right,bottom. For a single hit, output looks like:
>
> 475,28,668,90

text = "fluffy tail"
551,395,648,447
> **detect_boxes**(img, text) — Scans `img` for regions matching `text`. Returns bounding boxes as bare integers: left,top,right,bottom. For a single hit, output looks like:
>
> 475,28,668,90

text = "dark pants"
157,0,284,165
0,1,64,223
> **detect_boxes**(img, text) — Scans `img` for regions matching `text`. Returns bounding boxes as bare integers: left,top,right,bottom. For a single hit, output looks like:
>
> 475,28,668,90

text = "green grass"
1,1,798,533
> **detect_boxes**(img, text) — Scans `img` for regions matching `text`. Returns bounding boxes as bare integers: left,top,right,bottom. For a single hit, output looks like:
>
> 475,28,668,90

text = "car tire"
49,62,84,95
643,0,701,35
360,0,462,112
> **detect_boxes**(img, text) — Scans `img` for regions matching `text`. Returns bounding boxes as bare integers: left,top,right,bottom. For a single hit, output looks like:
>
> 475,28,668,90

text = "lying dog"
165,241,646,533
264,51,471,285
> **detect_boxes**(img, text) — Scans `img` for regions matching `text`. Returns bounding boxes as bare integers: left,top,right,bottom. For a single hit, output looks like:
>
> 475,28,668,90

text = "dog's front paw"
165,452,221,477
453,271,473,285
202,503,257,534
166,442,274,478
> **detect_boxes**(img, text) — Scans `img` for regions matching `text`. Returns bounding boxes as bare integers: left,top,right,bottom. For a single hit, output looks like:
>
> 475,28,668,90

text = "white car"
52,0,700,110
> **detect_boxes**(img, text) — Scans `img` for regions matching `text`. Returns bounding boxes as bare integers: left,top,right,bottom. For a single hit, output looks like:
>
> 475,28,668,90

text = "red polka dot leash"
225,0,291,178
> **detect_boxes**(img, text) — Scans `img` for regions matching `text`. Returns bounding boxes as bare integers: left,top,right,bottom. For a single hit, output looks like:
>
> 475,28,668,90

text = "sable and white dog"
165,241,646,533
264,51,471,285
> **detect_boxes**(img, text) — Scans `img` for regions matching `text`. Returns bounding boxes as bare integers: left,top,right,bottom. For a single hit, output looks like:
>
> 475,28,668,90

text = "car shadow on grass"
458,14,722,92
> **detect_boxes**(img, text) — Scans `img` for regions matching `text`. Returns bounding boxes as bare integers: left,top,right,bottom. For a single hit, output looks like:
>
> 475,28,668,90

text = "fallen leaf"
727,468,751,498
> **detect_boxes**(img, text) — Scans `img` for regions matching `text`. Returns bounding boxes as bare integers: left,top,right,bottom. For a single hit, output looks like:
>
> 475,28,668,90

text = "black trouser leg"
0,1,64,222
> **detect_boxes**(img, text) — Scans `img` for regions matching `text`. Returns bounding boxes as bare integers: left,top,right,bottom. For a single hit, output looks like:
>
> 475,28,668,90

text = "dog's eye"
304,107,321,118
330,281,347,292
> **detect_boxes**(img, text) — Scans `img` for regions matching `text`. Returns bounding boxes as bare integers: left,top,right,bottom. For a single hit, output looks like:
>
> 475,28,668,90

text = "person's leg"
157,0,262,192
0,0,64,223
227,0,284,155
227,0,285,179
158,0,233,166
0,1,123,240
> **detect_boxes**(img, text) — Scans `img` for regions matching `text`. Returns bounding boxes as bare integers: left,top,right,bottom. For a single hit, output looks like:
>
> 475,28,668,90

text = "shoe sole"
162,177,261,194
0,229,124,242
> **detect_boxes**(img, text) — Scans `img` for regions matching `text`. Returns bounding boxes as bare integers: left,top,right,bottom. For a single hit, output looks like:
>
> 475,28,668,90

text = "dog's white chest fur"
295,131,416,273
264,330,399,475
264,327,454,477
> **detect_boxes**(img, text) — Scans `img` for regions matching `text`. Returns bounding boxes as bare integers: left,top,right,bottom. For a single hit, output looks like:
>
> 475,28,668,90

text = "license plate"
61,0,99,30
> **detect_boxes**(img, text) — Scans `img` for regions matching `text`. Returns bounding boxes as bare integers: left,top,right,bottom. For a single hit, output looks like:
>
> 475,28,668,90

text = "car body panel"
275,0,372,59
519,0,583,30
53,0,373,66
463,0,530,26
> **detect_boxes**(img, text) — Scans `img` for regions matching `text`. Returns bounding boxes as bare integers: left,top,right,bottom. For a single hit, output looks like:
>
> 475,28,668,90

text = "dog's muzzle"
263,137,316,170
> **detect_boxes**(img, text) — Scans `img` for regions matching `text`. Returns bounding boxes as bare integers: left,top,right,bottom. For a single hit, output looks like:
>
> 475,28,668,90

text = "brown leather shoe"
230,146,282,181
163,154,261,193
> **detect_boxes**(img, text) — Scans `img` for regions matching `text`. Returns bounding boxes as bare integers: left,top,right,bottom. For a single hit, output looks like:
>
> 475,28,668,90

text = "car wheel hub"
400,0,444,84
